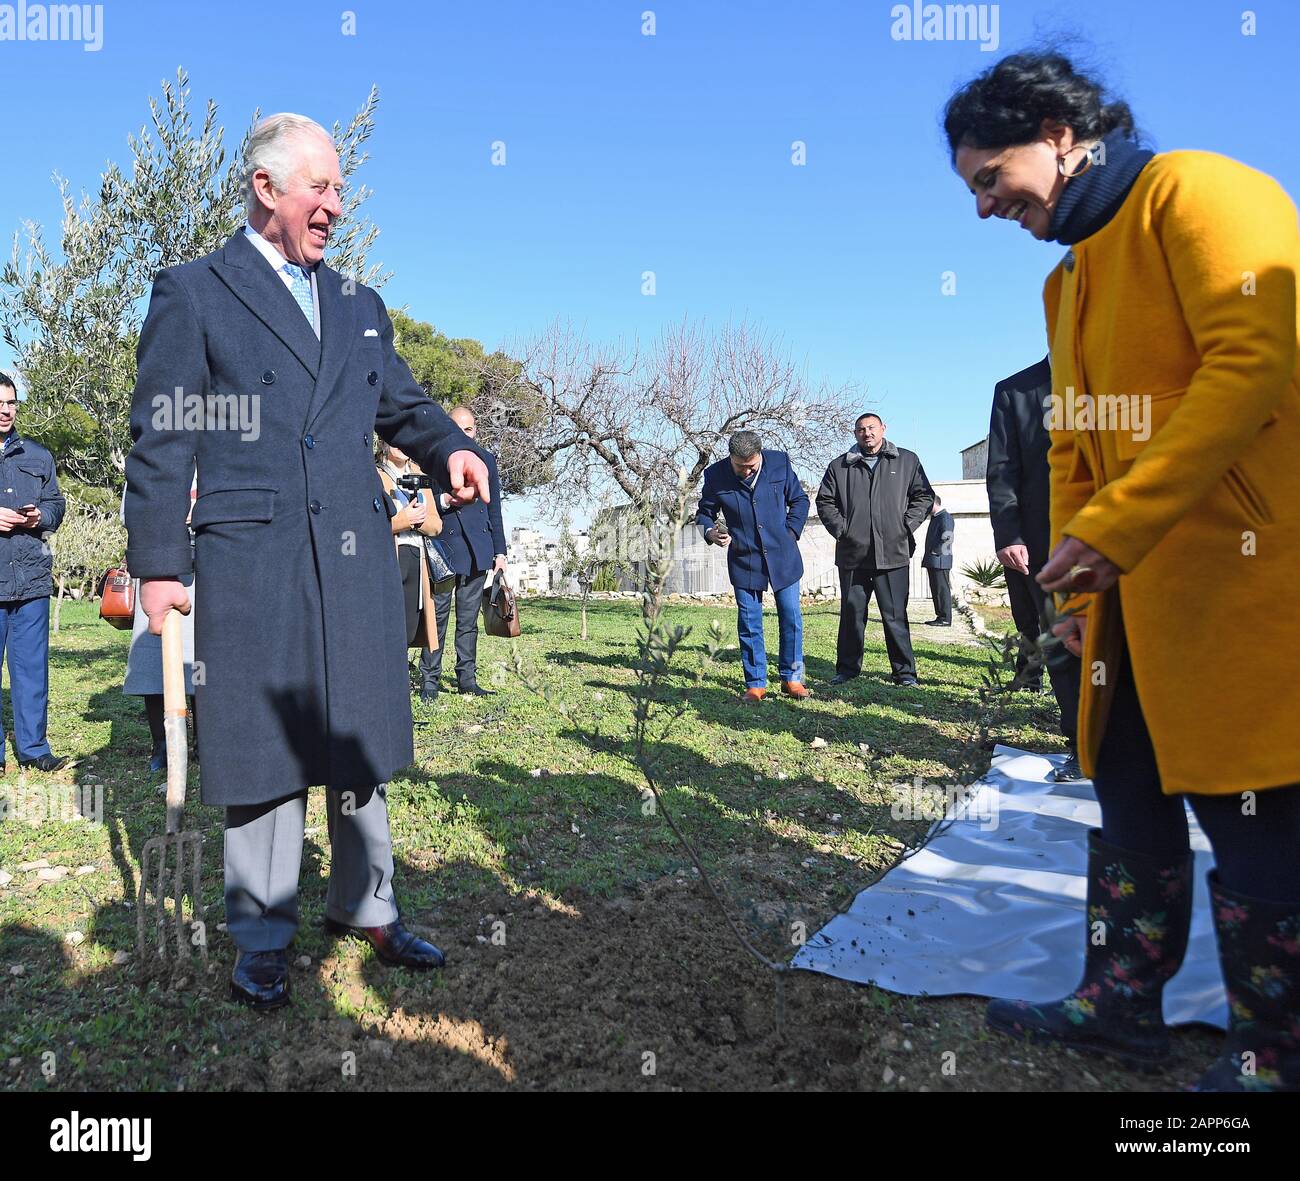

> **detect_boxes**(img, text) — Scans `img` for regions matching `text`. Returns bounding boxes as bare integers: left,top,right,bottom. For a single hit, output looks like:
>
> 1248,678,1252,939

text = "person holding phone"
696,431,811,704
0,373,68,773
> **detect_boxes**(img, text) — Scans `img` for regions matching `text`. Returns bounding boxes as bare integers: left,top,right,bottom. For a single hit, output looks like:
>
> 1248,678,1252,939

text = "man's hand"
0,506,27,534
492,555,507,575
997,544,1030,575
706,526,731,548
446,450,490,508
1038,535,1120,594
140,578,192,636
1052,612,1088,659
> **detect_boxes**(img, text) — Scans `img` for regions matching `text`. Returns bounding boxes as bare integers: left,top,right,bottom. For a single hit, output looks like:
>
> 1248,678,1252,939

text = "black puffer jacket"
0,435,66,601
815,439,933,571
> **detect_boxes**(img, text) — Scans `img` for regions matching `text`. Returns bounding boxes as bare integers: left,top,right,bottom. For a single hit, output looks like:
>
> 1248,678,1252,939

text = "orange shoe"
781,680,812,699
740,687,766,705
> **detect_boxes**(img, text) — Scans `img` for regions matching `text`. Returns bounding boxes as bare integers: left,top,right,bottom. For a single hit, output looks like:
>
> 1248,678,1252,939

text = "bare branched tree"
476,317,858,522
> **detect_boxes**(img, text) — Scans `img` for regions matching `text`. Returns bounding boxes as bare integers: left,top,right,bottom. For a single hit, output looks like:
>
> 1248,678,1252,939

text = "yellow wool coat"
1045,149,1300,795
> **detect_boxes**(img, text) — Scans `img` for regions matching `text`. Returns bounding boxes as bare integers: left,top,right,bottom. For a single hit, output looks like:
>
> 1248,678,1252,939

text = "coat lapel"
209,232,321,380
304,264,356,431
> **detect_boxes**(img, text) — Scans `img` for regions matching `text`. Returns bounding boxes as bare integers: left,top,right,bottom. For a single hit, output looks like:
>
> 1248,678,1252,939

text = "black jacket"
921,509,954,570
815,439,933,571
986,357,1053,565
436,450,506,576
0,435,66,601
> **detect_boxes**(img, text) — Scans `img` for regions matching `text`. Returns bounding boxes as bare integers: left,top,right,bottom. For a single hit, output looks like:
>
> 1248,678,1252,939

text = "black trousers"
1093,634,1300,904
836,566,915,679
925,567,952,624
1006,565,1081,746
420,572,485,691
397,545,423,646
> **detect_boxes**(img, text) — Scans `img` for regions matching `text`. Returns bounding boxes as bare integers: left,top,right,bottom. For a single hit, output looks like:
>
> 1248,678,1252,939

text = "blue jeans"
735,582,804,688
0,595,54,762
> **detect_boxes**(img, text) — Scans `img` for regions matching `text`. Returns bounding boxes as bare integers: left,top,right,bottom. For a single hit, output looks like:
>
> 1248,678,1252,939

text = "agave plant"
960,557,1008,589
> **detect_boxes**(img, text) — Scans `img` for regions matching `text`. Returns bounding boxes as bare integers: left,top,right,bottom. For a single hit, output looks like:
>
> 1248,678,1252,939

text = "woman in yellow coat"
945,52,1300,1091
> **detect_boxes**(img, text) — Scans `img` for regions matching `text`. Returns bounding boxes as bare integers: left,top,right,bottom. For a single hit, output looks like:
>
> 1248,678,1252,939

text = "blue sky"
3,0,1297,532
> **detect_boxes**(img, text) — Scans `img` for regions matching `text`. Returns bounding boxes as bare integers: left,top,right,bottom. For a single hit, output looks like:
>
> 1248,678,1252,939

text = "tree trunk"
580,586,590,642
53,576,64,634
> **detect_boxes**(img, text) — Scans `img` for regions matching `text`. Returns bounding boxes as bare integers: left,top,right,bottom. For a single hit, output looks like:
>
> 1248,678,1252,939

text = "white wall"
650,478,1000,599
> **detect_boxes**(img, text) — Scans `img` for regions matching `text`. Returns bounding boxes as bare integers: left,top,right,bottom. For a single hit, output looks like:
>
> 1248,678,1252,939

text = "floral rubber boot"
1193,873,1300,1092
986,829,1193,1070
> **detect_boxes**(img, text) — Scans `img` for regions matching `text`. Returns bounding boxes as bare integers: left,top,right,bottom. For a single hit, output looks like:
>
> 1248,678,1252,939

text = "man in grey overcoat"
124,114,490,1009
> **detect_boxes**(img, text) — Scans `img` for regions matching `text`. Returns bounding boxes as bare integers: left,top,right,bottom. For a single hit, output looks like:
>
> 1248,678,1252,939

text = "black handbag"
423,536,457,591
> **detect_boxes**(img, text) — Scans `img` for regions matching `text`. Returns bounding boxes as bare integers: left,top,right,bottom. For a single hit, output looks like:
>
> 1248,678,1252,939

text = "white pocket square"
364,328,379,337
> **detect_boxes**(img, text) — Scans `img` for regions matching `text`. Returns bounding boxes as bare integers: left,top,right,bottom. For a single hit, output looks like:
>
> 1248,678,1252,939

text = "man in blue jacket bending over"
696,431,811,704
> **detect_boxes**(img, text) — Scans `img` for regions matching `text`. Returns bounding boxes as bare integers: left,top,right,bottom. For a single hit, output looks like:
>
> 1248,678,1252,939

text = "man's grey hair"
728,430,762,460
242,113,334,211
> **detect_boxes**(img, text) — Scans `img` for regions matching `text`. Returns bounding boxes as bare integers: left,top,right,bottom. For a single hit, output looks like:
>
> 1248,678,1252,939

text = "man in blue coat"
0,373,68,773
696,431,810,703
419,405,507,697
124,114,490,1009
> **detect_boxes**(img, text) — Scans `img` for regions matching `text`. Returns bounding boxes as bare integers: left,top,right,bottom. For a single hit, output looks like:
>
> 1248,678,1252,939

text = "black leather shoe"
921,619,952,627
892,675,920,687
230,949,291,1010
419,683,440,701
325,917,446,969
459,684,495,697
829,672,858,685
19,754,68,772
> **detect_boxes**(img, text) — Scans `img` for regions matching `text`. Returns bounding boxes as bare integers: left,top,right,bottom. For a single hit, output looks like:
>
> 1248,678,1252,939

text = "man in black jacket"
921,495,954,626
420,405,507,698
816,413,934,686
986,356,1083,781
0,374,68,773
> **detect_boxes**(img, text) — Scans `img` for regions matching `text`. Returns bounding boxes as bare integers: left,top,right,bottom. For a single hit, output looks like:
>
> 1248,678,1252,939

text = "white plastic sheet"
792,746,1228,1028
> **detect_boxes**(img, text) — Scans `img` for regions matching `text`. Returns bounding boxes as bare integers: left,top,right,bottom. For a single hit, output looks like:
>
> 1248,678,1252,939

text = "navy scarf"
1047,129,1155,246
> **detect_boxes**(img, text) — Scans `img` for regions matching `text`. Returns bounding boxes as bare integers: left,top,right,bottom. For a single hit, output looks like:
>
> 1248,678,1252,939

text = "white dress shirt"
243,223,320,337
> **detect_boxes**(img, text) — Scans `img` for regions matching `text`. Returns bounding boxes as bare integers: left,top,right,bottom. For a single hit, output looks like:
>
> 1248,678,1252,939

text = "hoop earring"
1058,146,1095,179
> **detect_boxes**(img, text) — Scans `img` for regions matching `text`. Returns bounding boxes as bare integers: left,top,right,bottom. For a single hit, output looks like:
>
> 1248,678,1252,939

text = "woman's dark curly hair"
943,52,1136,160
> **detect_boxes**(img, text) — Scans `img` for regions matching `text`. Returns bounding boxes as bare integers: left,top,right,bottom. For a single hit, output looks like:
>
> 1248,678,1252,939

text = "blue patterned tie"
282,262,317,334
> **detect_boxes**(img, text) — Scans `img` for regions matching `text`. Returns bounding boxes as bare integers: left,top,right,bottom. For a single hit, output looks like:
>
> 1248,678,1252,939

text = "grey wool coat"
123,230,480,806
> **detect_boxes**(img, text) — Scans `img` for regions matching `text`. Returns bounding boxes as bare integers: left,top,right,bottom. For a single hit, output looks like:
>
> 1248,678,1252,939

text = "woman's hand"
1052,612,1088,659
1038,535,1121,594
406,497,428,527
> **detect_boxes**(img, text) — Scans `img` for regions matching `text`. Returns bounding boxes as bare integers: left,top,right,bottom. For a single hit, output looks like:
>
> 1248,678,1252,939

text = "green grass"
1,597,1138,1091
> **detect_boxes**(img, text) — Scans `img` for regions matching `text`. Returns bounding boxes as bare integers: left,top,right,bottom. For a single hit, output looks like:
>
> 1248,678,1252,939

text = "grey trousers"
224,784,399,952
421,572,486,691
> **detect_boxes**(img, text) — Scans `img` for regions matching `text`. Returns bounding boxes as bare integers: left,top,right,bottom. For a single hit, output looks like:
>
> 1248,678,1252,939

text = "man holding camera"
697,431,810,704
